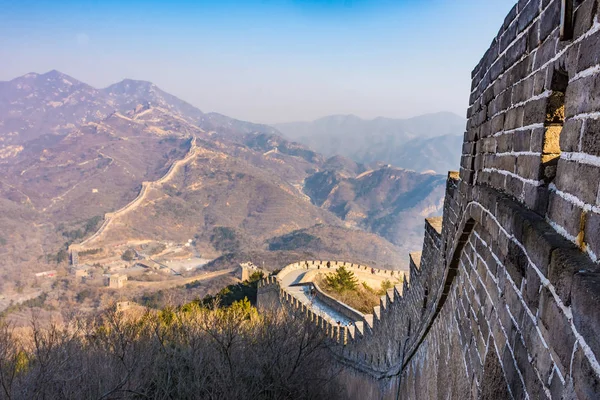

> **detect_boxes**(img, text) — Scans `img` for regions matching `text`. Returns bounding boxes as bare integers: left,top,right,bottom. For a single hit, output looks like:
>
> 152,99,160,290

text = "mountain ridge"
0,70,447,309
273,111,466,173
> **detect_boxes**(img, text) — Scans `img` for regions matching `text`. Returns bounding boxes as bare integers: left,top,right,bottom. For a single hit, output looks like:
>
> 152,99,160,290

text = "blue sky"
0,0,515,123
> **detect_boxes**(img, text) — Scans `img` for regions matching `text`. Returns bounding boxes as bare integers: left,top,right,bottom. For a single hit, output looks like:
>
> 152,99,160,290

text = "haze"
0,0,515,124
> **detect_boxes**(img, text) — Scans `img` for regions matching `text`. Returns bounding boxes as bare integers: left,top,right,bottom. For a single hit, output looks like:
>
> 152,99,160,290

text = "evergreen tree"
325,266,358,293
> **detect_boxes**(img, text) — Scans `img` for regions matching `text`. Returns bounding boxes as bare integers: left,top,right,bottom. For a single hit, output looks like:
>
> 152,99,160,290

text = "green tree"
379,279,393,294
121,248,136,261
325,266,358,293
56,249,69,264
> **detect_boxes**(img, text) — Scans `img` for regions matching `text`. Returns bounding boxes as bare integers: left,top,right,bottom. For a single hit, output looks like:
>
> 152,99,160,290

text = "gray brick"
573,0,599,40
577,30,600,72
581,117,600,156
554,158,600,205
540,0,561,42
547,191,584,239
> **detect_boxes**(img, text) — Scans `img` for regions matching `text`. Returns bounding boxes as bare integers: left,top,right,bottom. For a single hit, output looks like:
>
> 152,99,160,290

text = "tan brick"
543,125,562,154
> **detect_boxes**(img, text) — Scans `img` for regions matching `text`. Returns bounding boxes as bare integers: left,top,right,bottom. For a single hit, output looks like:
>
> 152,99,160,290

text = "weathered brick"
520,313,555,383
482,137,497,153
513,129,532,151
577,30,600,73
584,211,600,258
518,0,540,33
505,240,528,287
559,118,583,152
523,97,547,126
513,76,535,104
504,107,523,130
507,175,525,199
504,4,519,30
548,367,568,400
565,72,600,118
531,126,546,152
506,60,527,92
491,113,506,135
480,120,492,137
528,20,541,53
496,134,513,153
502,343,526,399
523,263,541,312
490,56,506,82
533,68,547,96
534,35,558,70
507,35,529,68
547,191,583,239
539,286,577,374
581,117,600,156
572,346,600,400
498,88,513,111
571,271,600,363
521,215,569,275
540,0,561,42
494,155,515,173
522,182,550,215
573,0,599,40
549,247,591,305
501,17,519,54
554,158,600,205
516,154,543,180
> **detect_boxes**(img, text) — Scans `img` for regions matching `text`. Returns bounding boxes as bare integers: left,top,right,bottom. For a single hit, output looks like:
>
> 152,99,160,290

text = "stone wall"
401,0,600,398
257,1,600,398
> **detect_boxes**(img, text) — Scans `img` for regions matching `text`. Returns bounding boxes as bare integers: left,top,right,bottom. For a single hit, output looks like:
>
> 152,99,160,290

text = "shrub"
210,227,241,253
121,248,136,261
0,302,343,399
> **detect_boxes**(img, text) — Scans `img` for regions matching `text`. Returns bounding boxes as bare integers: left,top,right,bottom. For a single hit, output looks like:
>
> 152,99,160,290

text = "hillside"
274,112,465,173
304,166,446,255
0,70,446,314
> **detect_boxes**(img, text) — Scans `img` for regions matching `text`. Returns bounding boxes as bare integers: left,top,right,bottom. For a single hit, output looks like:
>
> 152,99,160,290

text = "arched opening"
541,69,568,184
560,0,574,41
470,133,479,185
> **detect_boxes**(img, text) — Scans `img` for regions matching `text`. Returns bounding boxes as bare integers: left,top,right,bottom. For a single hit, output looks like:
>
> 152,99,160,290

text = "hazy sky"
0,0,515,124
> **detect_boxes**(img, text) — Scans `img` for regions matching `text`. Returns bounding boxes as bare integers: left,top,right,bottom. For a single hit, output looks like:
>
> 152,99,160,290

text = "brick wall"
400,0,600,398
257,1,600,398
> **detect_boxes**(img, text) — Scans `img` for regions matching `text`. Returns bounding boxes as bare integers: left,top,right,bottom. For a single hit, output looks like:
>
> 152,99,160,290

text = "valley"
0,70,448,321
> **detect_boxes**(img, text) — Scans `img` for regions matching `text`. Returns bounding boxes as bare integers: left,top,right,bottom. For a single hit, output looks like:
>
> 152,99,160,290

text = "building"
105,273,127,289
34,270,57,278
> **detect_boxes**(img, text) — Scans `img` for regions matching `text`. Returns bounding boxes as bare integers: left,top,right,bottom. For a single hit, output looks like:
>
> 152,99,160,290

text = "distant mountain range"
274,112,466,173
0,70,448,283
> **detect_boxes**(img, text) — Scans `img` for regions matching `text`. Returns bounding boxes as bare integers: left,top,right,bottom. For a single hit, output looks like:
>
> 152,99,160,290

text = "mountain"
102,79,206,123
0,70,447,311
303,166,445,256
0,70,114,145
273,112,466,173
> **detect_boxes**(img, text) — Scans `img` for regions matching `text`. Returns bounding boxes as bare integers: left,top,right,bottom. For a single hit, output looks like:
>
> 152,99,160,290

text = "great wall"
71,136,199,250
257,1,600,398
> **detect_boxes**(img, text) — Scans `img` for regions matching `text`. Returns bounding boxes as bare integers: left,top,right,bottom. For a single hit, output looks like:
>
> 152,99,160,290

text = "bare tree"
0,301,344,400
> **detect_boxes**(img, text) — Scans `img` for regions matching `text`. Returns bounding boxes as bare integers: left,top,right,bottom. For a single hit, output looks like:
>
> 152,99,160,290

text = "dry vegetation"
316,267,397,314
0,300,343,400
